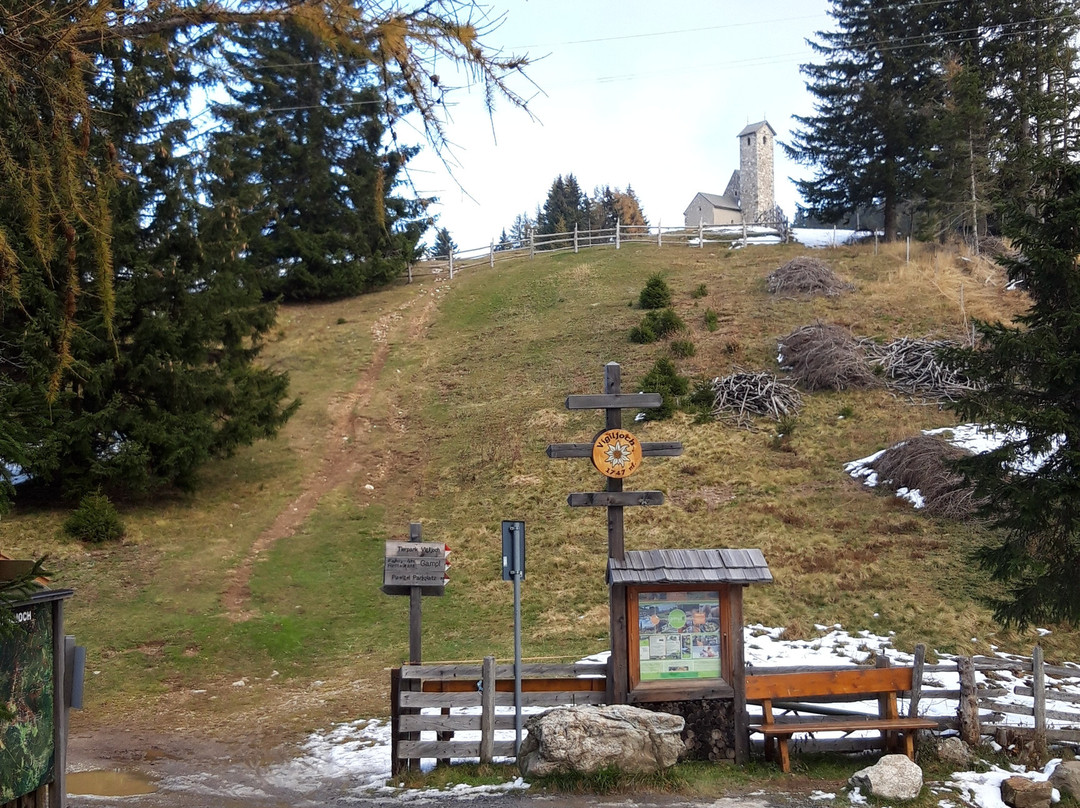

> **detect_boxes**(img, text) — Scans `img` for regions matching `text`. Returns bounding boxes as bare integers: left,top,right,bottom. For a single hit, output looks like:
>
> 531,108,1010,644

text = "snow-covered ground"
157,624,1078,807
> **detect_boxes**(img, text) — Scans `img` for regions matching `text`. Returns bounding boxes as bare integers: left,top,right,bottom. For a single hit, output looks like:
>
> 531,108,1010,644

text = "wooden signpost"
547,362,682,703
382,523,450,664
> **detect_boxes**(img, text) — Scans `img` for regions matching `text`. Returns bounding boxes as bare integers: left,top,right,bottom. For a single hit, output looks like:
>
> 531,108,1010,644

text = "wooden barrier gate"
390,658,608,773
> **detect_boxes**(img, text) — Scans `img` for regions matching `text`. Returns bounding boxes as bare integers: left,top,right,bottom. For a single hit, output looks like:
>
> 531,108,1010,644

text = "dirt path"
221,287,441,621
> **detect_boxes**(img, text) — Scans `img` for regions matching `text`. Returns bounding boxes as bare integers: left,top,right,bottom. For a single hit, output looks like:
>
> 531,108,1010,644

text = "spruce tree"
206,23,425,301
787,0,941,239
432,228,456,258
944,157,1080,627
0,23,297,501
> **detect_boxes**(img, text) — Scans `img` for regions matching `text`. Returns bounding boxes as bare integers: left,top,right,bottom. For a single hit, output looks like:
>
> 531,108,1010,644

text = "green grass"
0,240,1071,743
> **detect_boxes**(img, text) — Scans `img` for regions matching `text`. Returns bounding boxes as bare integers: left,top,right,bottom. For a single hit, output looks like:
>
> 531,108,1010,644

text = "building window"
746,137,751,145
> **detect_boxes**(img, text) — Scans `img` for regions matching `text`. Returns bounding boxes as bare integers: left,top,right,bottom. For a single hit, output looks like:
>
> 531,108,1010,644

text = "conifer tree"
206,23,426,301
944,157,1080,627
432,228,456,258
787,0,940,240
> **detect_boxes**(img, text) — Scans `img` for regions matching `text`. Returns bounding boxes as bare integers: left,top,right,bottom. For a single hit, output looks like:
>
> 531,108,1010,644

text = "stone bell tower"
737,121,776,224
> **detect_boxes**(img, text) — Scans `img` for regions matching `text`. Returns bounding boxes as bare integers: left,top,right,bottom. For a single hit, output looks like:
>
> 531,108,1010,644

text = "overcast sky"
405,1,834,252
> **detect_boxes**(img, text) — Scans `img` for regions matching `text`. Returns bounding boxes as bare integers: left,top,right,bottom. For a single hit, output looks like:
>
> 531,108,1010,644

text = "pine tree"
943,157,1080,627
537,174,588,235
206,23,426,301
787,0,942,240
432,228,456,259
0,20,297,501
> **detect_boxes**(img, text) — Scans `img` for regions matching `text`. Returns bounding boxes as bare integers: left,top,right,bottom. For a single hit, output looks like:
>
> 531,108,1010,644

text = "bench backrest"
745,666,915,702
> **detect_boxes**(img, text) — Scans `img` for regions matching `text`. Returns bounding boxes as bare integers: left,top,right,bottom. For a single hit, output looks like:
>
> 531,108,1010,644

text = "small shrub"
670,339,696,358
838,404,855,419
639,358,689,420
64,492,125,543
638,273,672,309
690,283,708,299
704,308,719,332
336,317,347,325
629,308,685,344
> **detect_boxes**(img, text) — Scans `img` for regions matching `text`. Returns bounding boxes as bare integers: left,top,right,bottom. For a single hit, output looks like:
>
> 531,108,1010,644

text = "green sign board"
1,602,55,801
637,590,721,682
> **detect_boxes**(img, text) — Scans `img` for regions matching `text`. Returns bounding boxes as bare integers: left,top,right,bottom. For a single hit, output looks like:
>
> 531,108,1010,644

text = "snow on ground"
793,228,865,248
198,624,1079,807
845,423,1061,508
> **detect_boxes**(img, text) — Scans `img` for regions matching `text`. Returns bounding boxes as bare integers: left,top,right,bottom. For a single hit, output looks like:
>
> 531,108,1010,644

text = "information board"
636,590,721,681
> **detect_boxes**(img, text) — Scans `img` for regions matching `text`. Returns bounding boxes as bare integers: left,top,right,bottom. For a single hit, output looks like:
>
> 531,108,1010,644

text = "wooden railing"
409,220,790,282
390,657,609,774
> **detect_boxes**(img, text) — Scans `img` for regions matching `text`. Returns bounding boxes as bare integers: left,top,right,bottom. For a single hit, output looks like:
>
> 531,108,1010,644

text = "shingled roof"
608,549,772,586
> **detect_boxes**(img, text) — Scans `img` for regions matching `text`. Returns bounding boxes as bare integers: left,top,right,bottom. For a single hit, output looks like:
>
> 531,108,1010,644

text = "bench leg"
903,732,915,760
778,738,791,773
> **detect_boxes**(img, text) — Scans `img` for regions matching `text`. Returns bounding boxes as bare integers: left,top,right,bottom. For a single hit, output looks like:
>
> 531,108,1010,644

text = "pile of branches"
862,338,977,401
766,256,854,297
777,323,878,391
705,369,802,429
866,435,981,519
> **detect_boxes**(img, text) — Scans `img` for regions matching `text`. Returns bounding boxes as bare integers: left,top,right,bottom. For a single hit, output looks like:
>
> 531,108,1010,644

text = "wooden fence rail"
408,220,790,282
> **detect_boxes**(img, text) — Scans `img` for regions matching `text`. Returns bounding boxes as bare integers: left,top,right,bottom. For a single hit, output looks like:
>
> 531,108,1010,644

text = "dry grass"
2,238,1073,743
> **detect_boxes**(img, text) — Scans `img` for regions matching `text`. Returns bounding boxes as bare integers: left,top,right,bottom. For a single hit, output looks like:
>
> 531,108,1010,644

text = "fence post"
906,236,911,264
449,247,454,279
490,240,494,268
408,263,412,284
908,643,926,719
574,224,579,254
1033,645,1047,749
390,667,402,776
742,221,748,248
615,221,621,250
479,655,496,764
657,225,662,248
529,230,535,259
957,655,980,746
699,220,703,248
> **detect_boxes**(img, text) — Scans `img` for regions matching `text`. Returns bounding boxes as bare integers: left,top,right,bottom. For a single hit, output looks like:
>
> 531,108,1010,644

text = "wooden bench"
746,666,938,772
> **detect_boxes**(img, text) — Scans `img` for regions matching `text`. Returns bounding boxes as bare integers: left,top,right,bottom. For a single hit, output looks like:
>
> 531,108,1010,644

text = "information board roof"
608,549,772,586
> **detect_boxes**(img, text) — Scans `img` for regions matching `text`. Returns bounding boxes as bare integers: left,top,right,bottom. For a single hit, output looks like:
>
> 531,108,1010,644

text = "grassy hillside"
1,239,1071,743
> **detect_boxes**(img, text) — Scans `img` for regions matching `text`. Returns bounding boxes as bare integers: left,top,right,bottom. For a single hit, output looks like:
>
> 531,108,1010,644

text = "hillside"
2,238,1070,746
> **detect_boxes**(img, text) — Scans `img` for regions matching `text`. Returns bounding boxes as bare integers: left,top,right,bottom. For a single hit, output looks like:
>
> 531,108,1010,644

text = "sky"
405,1,835,253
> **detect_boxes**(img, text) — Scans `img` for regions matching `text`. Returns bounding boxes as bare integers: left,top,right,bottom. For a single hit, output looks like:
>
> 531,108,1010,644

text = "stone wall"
644,699,736,762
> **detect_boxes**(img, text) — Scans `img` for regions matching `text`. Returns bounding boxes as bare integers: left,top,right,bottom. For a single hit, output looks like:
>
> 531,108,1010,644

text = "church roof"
737,120,776,138
692,191,740,211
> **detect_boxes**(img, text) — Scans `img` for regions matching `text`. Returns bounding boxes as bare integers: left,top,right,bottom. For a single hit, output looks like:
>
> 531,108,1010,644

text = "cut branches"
865,435,981,519
777,322,878,391
703,368,802,429
766,256,853,297
862,337,977,401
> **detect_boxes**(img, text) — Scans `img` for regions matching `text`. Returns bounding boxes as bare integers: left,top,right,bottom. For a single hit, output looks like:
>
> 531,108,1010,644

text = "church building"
684,121,776,227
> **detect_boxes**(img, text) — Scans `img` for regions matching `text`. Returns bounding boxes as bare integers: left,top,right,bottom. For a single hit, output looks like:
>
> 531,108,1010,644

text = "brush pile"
766,256,854,297
705,369,802,428
977,235,1016,263
862,338,976,400
865,434,981,519
777,323,878,391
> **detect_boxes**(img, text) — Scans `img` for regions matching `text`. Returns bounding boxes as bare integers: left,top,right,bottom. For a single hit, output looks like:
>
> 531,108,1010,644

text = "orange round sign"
591,428,644,479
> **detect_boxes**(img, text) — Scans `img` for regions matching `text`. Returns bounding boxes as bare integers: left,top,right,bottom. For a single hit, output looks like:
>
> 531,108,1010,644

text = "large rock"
936,737,973,768
1050,761,1080,800
517,705,685,777
1001,776,1053,808
849,754,924,801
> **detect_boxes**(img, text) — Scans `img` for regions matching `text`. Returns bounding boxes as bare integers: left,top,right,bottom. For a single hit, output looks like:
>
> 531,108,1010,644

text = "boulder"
517,705,685,777
1001,776,1054,808
1049,761,1080,800
849,754,924,801
936,737,973,768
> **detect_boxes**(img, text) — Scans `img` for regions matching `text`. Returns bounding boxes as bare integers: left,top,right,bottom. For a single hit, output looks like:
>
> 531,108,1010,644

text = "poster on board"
637,590,721,681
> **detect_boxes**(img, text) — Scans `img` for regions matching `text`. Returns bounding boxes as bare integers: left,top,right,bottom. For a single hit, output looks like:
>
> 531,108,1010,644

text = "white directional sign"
382,541,450,591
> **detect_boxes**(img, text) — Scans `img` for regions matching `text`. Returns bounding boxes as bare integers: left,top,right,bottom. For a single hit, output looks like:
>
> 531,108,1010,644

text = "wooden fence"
390,646,1080,772
408,220,790,283
390,657,608,774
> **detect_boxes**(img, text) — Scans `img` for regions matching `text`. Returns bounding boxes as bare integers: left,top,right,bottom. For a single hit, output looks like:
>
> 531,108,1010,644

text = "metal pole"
513,566,522,754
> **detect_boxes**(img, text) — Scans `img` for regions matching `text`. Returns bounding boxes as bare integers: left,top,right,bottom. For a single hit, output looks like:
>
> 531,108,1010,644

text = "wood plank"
480,655,495,764
565,393,663,410
750,737,885,754
745,668,915,701
979,701,1033,718
400,662,607,680
546,442,683,458
1033,645,1046,738
629,680,736,703
1047,728,1080,742
1015,685,1080,704
492,690,607,707
421,677,606,693
567,491,664,507
909,644,926,720
399,714,479,733
759,717,937,737
1043,663,1080,678
400,691,483,708
398,740,518,759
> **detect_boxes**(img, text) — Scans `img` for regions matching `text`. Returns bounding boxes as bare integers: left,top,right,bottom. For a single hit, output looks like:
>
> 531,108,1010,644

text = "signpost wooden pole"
547,362,682,704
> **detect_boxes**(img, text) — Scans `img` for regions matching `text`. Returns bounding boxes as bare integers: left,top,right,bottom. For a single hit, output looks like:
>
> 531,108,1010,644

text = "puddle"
67,769,158,797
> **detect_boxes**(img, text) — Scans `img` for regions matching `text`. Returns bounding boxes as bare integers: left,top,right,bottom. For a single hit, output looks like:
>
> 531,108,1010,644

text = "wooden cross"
547,362,683,702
